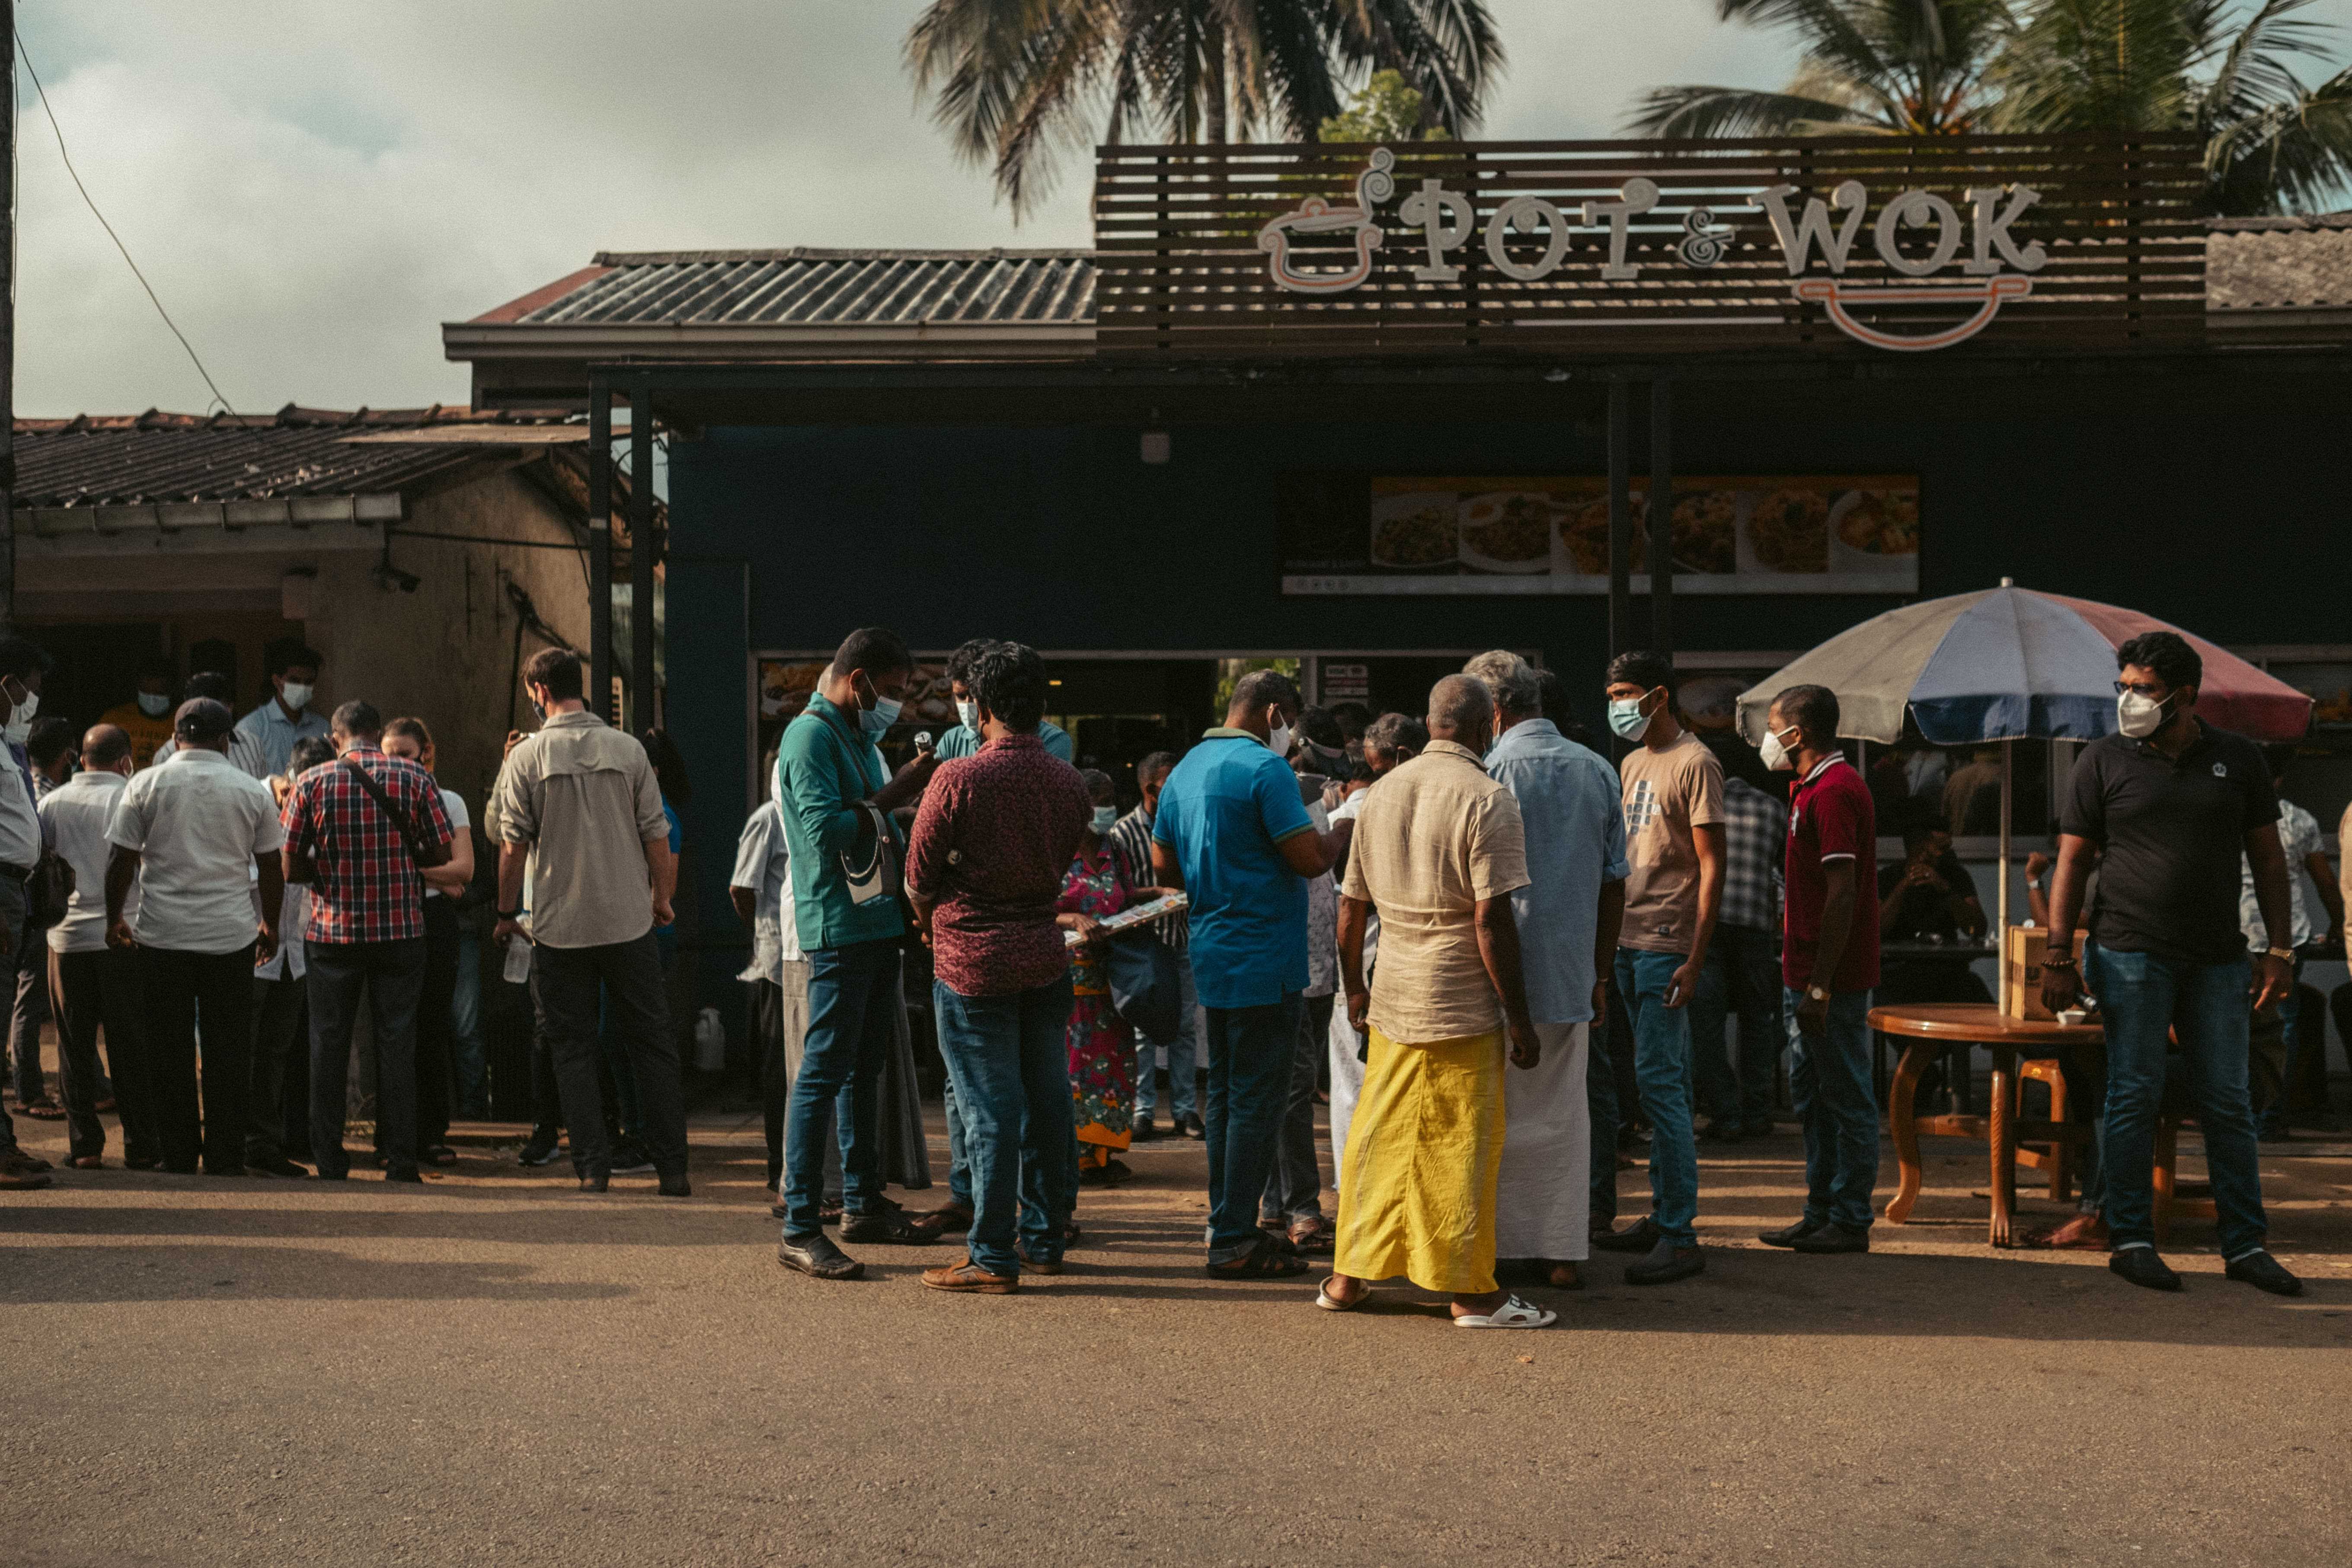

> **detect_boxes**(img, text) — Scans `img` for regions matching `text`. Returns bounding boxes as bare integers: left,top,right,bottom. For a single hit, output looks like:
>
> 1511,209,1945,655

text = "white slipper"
1451,1293,1556,1329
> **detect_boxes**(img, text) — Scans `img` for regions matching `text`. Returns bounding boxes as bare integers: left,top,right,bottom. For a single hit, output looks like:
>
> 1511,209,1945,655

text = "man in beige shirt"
490,647,687,1197
1323,675,1552,1329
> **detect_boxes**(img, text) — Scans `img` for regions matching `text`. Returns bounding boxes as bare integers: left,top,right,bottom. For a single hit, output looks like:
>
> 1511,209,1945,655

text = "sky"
8,0,2352,416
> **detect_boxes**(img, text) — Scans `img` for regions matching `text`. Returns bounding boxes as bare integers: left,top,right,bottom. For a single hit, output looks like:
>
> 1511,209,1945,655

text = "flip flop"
1314,1275,1367,1312
1452,1294,1557,1330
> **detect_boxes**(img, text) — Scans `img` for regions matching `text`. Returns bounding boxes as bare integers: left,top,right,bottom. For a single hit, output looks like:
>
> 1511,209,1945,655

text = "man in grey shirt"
491,648,687,1197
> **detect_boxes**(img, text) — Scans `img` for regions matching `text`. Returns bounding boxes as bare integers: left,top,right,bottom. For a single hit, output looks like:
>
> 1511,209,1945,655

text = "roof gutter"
443,320,1096,364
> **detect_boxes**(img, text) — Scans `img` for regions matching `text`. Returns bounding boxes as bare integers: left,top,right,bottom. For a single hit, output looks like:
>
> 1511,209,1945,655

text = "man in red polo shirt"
1755,683,1881,1255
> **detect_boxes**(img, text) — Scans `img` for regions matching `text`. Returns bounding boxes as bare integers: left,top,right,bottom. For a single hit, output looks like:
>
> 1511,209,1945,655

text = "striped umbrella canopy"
1736,584,2312,746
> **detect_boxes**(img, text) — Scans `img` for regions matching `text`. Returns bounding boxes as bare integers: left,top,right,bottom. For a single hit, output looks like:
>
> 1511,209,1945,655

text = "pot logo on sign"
1253,148,2049,351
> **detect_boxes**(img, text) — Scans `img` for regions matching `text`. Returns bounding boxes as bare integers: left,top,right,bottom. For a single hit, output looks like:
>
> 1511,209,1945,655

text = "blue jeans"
781,939,902,1238
2087,943,2268,1259
451,927,491,1118
1613,948,1700,1245
1784,986,1878,1232
1689,925,1783,1129
1132,950,1200,1121
932,974,1077,1277
1202,993,1303,1264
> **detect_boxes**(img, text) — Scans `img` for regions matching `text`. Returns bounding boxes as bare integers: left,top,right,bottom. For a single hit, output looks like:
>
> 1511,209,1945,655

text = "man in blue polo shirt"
1152,668,1350,1279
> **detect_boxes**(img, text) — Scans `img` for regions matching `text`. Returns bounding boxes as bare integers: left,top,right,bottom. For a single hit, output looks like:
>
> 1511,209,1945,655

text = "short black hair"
834,627,914,682
81,724,132,769
1535,668,1574,730
0,636,53,683
1229,667,1300,718
174,697,234,744
1364,711,1428,759
944,638,996,687
136,654,177,683
1295,704,1345,751
1327,701,1373,740
2116,630,2201,692
1137,749,1179,782
1899,805,1951,848
264,638,323,678
524,647,584,702
1605,650,1677,702
331,699,383,741
184,671,234,704
28,717,76,767
970,640,1047,732
642,727,691,806
1773,683,1841,742
288,735,336,775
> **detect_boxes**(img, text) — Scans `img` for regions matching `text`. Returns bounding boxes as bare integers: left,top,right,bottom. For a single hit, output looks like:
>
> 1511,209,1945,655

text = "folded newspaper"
1064,891,1189,947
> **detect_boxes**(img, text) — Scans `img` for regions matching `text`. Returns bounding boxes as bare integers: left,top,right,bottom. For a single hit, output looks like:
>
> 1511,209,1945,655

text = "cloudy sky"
10,1,2352,415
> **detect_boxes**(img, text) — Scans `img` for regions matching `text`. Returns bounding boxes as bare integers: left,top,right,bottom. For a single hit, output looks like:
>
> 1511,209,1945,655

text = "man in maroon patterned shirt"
282,699,454,1184
905,642,1090,1293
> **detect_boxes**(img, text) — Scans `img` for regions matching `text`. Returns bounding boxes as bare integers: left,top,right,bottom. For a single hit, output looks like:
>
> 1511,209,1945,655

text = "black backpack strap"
339,756,431,862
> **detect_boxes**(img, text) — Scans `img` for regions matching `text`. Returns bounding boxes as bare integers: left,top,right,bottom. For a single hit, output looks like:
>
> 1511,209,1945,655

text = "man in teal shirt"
773,627,939,1281
1151,668,1349,1280
932,638,1073,763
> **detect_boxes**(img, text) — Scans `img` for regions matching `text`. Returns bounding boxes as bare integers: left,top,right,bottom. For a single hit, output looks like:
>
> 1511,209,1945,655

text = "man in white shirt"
106,698,286,1176
41,725,155,1169
248,734,335,1178
231,638,329,781
0,636,54,1188
730,782,806,1210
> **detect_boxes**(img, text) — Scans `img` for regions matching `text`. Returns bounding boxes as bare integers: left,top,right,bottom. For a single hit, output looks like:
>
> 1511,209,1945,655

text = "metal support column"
629,377,657,733
586,377,612,720
0,0,16,633
1607,379,1632,659
1649,378,1674,661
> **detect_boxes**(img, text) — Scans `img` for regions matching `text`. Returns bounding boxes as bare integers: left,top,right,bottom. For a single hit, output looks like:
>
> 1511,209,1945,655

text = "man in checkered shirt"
282,699,454,1184
1689,773,1787,1142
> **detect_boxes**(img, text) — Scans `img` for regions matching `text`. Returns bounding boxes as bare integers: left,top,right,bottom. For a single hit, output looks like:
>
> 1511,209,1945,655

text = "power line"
13,28,236,416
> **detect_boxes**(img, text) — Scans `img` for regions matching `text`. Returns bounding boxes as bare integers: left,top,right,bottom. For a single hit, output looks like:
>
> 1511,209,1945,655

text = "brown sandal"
1207,1242,1310,1280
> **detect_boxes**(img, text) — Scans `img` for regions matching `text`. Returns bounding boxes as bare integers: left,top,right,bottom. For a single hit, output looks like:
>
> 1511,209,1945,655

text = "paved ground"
3,1105,2349,1568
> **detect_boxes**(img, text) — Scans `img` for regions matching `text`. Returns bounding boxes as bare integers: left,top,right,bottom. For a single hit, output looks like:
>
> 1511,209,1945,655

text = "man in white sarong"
1325,712,1426,1191
1465,652,1628,1289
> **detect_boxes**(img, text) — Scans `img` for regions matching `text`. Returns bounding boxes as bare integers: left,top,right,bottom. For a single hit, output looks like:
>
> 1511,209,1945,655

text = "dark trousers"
1588,985,1631,1232
10,922,51,1104
50,947,155,1163
781,938,901,1236
248,974,308,1166
1202,993,1304,1264
530,931,686,1181
307,937,427,1180
1688,923,1785,1129
414,897,460,1152
1262,992,1336,1225
144,943,257,1173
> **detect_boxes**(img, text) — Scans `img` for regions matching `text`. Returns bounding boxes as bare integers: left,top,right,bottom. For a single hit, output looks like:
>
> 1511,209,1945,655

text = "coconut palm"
1996,0,2352,214
1627,1,2018,138
905,0,1503,217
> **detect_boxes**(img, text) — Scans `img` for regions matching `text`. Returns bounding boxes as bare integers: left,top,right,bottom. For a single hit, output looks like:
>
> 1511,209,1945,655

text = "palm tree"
1627,1,2018,138
905,0,1504,217
1995,0,2352,214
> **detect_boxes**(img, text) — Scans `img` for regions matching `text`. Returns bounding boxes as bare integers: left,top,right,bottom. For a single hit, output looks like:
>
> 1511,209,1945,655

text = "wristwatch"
2266,945,2296,963
496,908,522,921
1806,984,1830,1003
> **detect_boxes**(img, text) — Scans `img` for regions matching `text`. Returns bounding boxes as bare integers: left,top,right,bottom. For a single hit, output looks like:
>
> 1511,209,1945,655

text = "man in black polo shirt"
2042,631,2300,1296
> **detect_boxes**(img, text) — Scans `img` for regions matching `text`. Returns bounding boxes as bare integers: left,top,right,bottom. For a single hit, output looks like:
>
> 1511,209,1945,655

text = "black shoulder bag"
341,757,454,869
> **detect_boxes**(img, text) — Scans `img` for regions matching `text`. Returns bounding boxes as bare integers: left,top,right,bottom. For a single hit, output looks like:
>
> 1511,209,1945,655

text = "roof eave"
442,320,1099,364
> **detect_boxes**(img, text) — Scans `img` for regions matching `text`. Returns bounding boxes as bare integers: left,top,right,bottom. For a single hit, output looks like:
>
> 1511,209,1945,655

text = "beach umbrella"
1736,581,2313,932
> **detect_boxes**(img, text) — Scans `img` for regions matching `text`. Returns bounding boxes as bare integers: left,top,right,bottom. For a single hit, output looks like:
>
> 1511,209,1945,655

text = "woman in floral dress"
1057,770,1137,1186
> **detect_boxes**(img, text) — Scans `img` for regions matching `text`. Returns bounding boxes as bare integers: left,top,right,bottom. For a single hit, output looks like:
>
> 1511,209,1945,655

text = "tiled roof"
2206,212,2352,310
476,249,1096,328
11,404,575,508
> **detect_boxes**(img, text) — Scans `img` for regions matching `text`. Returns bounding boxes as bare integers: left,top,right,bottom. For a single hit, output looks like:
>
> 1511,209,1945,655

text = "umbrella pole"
1999,739,2013,936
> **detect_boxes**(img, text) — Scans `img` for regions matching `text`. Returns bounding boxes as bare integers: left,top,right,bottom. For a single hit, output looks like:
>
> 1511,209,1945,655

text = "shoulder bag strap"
339,756,432,863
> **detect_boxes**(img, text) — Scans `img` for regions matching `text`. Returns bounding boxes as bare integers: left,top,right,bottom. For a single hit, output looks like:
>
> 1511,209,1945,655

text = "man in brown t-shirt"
1592,651,1724,1286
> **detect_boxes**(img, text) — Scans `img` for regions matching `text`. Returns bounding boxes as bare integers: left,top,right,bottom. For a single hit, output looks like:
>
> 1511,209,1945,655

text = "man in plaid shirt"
1690,772,1787,1142
282,699,453,1183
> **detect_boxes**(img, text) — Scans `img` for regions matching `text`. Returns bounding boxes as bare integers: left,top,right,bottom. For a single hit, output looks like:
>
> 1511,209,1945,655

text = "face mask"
137,691,172,719
1090,805,1118,834
3,690,34,747
1760,724,1800,773
1607,692,1655,742
2116,688,2174,740
280,681,314,712
1267,719,1293,757
955,699,979,731
530,699,546,725
853,674,902,736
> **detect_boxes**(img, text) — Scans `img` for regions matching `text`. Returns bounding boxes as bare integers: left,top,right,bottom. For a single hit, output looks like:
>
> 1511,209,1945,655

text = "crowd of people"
0,620,2319,1315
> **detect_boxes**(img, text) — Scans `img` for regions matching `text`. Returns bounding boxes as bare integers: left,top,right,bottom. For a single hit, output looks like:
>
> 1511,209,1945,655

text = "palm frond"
1625,83,1884,139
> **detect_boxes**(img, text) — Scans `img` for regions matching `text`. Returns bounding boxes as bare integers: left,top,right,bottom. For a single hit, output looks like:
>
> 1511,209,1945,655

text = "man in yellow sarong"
1321,676,1555,1330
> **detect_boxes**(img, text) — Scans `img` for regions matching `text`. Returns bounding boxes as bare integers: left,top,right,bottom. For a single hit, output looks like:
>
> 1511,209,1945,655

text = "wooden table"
1869,1003,2102,1247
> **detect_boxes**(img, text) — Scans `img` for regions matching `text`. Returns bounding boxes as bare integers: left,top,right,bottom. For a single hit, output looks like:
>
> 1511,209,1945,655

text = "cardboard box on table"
2002,927,2087,1021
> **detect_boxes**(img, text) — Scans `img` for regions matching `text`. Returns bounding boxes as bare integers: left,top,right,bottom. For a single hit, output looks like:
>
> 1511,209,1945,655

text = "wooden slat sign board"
1093,134,2205,358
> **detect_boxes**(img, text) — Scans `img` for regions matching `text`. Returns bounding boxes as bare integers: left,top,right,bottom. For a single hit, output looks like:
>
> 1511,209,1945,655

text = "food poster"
1278,475,1918,595
754,658,961,791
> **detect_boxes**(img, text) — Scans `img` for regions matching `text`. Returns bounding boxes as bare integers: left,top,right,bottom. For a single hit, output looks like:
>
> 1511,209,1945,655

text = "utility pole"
1,0,17,634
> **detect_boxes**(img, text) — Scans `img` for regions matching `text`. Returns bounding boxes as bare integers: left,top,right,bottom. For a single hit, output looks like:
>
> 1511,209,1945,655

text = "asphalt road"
4,1109,2349,1568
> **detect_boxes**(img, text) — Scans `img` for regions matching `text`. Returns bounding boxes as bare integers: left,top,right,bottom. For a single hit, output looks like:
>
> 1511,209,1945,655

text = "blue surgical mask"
1091,805,1117,834
1607,693,1655,742
853,674,902,736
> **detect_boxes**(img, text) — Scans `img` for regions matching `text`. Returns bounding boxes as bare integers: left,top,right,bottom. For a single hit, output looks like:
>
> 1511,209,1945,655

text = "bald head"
1426,675,1495,752
81,723,133,773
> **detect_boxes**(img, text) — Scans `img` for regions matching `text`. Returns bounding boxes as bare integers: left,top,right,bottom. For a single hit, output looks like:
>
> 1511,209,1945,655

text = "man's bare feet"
2023,1213,2108,1250
1449,1288,1509,1320
1547,1261,1580,1290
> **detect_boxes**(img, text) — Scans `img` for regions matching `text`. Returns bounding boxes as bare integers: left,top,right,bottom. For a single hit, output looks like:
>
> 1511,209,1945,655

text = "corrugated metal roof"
11,404,577,508
492,249,1096,328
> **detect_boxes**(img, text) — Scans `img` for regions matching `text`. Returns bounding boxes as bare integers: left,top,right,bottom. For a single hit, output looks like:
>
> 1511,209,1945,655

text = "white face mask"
1090,805,1118,835
4,689,37,747
2116,688,2174,740
955,699,980,731
1267,719,1293,758
280,680,314,712
137,691,172,719
1760,723,1800,773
